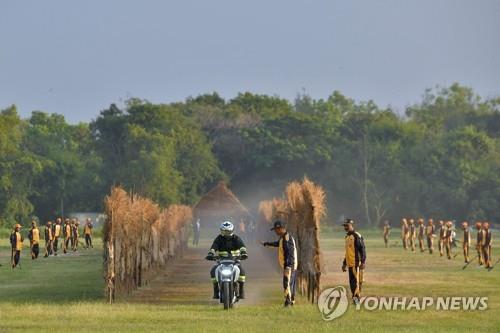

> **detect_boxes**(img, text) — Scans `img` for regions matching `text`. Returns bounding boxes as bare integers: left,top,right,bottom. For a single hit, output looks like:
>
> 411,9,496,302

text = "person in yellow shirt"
417,219,425,252
262,220,298,307
9,224,23,269
52,218,62,256
401,218,409,250
426,219,435,254
72,219,80,252
44,221,53,257
408,219,416,252
444,221,454,260
341,219,366,305
475,222,484,265
28,220,41,260
461,221,471,263
84,218,93,249
63,219,71,254
438,220,446,257
382,221,391,248
482,222,493,269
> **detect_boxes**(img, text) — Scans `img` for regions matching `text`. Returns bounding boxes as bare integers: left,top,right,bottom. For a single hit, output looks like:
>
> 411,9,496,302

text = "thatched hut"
193,181,251,228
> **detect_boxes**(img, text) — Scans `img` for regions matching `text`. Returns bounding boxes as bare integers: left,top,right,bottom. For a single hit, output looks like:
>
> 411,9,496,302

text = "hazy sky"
1,0,499,123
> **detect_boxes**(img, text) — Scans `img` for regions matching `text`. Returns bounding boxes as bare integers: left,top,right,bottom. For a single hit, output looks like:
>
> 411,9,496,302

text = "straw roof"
194,181,251,221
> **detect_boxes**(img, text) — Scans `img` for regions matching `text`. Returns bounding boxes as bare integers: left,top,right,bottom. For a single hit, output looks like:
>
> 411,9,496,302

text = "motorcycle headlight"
221,268,232,276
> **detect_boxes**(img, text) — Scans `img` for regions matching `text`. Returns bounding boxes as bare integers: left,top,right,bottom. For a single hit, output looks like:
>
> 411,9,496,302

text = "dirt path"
127,244,282,305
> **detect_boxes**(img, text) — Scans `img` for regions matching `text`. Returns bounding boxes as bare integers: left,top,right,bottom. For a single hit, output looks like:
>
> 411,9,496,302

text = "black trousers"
85,234,92,247
53,237,59,254
348,266,362,298
31,244,39,259
12,250,20,267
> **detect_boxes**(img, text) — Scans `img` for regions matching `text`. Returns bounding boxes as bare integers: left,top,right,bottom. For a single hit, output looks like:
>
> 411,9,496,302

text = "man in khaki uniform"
409,219,416,252
72,219,80,252
444,221,453,260
438,220,446,256
482,222,493,269
426,219,435,254
382,221,391,248
417,219,425,252
53,218,62,255
475,222,484,265
63,219,71,254
28,220,41,260
9,224,23,268
461,221,471,263
44,221,53,257
401,218,409,250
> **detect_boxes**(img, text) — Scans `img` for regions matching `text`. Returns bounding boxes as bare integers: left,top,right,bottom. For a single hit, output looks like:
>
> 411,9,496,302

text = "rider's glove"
241,253,248,260
205,254,215,261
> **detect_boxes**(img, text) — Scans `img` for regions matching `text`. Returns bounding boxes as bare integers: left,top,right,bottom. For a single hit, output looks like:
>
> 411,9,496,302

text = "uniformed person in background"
262,220,298,307
53,218,62,255
438,220,446,256
341,219,366,305
475,222,484,265
84,218,93,249
28,220,40,260
417,218,425,252
444,221,453,259
44,221,53,257
401,218,409,250
426,218,435,254
461,221,471,263
382,221,391,248
63,219,71,254
72,219,80,252
9,223,23,268
482,222,493,269
409,219,416,252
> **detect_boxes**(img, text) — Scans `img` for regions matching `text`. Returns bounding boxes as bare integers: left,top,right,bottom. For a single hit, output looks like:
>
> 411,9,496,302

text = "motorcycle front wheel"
222,281,231,310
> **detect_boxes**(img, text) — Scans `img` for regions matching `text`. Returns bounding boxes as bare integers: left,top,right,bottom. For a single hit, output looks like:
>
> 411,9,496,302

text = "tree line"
1,83,498,227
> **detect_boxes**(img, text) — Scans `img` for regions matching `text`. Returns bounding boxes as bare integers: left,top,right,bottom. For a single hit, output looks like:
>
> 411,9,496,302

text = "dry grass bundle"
261,177,326,304
103,187,192,303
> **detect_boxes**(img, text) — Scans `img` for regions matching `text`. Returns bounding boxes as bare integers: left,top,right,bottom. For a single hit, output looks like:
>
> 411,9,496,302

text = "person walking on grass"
341,218,366,305
475,222,484,266
262,220,298,307
417,218,425,252
401,218,409,250
10,223,23,269
409,219,416,252
461,221,471,263
52,218,62,255
382,221,391,248
426,219,435,254
84,218,93,248
44,221,53,257
482,222,493,269
438,220,446,257
63,219,71,254
28,220,40,260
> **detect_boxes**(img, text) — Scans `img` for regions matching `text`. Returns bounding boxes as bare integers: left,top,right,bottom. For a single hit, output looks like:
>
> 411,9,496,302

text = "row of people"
383,218,493,268
9,218,94,269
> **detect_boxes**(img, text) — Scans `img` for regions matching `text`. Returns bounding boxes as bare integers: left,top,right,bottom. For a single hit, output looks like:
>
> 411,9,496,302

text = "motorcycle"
208,255,245,309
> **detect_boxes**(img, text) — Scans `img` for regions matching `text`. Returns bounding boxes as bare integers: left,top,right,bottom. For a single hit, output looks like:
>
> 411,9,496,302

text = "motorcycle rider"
205,221,248,300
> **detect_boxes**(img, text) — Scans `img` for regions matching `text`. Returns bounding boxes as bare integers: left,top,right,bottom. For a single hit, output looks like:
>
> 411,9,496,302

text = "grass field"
0,227,498,333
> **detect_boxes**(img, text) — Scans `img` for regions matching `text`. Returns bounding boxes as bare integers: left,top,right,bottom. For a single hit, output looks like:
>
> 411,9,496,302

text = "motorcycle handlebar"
205,256,246,261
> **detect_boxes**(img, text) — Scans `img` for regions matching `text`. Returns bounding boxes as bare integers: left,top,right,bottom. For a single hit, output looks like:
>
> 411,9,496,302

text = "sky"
1,0,499,123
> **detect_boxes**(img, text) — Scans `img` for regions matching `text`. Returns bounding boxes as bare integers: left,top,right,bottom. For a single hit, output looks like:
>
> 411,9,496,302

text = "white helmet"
220,221,234,237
